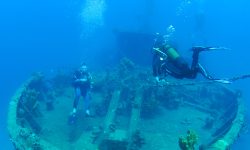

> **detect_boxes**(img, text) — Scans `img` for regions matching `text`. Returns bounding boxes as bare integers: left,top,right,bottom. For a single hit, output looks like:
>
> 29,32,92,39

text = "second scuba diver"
69,63,93,124
152,34,231,84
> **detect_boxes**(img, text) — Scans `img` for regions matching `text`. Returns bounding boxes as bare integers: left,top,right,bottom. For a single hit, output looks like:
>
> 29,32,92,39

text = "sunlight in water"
80,0,106,38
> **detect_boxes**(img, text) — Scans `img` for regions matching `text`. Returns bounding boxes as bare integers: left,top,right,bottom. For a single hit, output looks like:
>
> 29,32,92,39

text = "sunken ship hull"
7,58,245,150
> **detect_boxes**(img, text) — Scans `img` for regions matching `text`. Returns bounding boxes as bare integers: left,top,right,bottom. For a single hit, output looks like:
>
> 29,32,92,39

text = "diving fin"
192,46,231,52
207,47,231,51
213,74,250,84
213,79,232,84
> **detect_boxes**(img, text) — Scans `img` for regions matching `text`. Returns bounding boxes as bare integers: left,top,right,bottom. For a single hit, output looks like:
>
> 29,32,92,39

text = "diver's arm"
73,72,80,83
74,74,87,83
153,47,168,59
76,78,88,82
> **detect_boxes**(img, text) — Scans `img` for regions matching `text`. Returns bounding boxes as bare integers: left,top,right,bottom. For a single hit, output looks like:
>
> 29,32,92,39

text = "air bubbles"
176,0,192,17
80,0,107,38
163,25,176,44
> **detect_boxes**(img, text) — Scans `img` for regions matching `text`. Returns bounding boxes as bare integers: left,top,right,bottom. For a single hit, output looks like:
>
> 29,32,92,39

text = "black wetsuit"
152,46,213,80
72,70,91,111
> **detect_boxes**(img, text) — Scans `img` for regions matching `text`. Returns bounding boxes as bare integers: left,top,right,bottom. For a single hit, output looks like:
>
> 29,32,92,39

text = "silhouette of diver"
152,34,236,84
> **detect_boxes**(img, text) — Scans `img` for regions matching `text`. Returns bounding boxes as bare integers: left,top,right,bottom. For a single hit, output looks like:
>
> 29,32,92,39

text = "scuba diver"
152,25,250,84
69,63,93,124
152,33,231,84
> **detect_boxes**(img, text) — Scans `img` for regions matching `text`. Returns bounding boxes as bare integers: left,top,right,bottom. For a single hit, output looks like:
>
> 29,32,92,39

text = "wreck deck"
7,59,245,150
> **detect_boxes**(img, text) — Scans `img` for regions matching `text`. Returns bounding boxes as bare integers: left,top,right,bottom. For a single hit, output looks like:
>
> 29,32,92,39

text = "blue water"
0,0,249,149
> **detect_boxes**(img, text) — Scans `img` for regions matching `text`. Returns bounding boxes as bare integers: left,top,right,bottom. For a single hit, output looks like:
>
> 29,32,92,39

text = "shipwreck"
7,58,245,150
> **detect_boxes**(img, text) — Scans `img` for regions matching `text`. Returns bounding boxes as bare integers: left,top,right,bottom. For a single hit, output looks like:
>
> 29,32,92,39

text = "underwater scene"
0,0,250,150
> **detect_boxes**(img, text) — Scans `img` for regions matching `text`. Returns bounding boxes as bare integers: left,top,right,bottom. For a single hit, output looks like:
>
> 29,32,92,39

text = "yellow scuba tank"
164,45,180,60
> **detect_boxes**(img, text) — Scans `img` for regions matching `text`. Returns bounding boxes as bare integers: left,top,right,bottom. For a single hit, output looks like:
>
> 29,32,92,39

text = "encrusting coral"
179,130,198,150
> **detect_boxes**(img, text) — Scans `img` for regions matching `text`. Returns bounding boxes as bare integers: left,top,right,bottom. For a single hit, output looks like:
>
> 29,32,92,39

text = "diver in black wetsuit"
152,38,250,84
71,63,92,117
152,36,230,83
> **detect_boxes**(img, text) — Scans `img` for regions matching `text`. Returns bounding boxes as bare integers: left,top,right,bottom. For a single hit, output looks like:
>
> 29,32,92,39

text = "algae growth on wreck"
7,58,245,150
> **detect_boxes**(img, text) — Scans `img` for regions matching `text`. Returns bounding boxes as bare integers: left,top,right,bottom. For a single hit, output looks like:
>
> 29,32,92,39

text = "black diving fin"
192,46,231,52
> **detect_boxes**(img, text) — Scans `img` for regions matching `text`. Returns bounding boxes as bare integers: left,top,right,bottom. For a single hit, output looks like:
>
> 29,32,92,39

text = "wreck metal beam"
127,89,143,150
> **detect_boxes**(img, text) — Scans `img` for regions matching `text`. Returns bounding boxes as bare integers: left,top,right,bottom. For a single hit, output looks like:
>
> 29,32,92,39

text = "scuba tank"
164,45,180,60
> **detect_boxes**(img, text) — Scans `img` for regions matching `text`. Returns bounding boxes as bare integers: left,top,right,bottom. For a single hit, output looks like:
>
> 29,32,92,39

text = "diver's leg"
187,63,213,79
173,57,197,79
152,55,160,76
191,48,200,70
185,70,198,79
191,47,217,79
83,91,91,116
152,61,158,77
183,67,198,79
191,46,217,69
152,55,163,81
197,63,214,80
72,87,81,114
80,86,91,116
